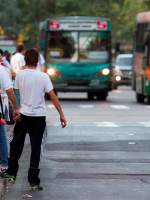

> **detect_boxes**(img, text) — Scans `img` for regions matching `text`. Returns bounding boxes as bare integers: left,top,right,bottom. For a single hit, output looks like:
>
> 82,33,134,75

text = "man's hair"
0,49,4,56
17,45,24,53
25,48,38,67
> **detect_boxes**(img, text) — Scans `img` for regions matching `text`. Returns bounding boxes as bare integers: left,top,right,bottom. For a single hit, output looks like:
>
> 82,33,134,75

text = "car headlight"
116,76,121,81
47,68,62,78
95,68,110,78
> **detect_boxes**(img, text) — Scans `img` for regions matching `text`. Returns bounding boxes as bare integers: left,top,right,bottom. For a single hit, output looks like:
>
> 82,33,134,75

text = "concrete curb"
0,178,6,200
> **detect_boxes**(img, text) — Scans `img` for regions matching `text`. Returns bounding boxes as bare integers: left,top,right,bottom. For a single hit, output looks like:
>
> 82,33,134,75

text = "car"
112,54,133,89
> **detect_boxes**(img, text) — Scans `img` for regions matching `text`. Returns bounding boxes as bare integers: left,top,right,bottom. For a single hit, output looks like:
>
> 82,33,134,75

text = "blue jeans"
0,124,8,167
13,89,21,108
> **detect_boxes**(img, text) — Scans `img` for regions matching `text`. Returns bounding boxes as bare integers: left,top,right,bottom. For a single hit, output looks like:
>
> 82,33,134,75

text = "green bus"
39,16,112,100
132,11,150,104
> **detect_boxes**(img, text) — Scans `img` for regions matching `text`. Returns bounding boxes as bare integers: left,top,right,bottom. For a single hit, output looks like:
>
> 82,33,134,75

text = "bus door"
143,25,150,101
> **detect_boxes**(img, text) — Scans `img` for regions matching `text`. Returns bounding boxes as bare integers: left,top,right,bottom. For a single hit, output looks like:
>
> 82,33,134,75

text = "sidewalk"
0,175,6,200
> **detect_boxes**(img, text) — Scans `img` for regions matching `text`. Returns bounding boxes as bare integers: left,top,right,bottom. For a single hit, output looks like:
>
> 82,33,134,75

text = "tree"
0,0,21,38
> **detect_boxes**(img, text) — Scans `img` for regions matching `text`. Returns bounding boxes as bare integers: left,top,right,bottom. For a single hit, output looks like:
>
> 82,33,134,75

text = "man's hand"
13,109,20,122
60,116,67,128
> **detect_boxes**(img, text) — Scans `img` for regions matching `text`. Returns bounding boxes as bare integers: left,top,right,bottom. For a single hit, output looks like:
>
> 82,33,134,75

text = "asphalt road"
5,86,150,200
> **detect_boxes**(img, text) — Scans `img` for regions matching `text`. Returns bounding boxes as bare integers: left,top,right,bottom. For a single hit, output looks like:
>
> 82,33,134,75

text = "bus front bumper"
53,82,112,92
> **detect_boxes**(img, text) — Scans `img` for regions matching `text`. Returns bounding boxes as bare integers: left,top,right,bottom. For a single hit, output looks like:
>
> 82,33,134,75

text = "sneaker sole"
29,187,43,191
5,178,15,184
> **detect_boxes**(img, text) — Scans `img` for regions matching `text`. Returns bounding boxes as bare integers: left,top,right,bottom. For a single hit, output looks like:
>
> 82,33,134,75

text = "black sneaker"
29,184,43,191
0,168,7,177
1,172,16,184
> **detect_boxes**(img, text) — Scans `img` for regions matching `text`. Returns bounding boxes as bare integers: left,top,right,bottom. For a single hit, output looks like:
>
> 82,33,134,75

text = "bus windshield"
47,31,111,63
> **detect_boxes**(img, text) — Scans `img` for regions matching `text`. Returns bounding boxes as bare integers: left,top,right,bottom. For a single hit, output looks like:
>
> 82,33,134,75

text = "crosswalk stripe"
110,105,130,109
47,122,150,127
94,122,119,127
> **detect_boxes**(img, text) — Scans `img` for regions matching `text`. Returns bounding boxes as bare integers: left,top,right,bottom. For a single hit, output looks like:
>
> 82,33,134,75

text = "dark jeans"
7,114,47,185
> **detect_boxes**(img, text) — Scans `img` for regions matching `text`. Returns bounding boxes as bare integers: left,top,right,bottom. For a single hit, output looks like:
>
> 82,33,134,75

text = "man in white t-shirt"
3,48,67,191
11,45,25,108
0,64,20,120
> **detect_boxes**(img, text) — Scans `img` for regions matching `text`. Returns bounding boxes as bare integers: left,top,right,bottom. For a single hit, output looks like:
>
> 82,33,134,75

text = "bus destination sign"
49,20,107,31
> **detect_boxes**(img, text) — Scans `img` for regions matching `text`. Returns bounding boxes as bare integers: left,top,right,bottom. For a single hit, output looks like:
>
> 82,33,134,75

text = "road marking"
78,105,94,108
110,105,130,109
94,122,119,127
139,122,150,127
128,134,134,136
47,122,150,128
128,142,136,145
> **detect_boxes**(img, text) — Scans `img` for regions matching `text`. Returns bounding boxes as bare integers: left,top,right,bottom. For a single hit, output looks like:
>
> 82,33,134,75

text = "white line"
110,105,130,109
139,122,150,127
47,122,150,127
78,105,94,108
93,122,119,127
128,142,136,145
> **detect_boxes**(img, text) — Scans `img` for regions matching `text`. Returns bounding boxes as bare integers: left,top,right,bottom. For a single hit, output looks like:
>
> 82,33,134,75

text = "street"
5,86,150,200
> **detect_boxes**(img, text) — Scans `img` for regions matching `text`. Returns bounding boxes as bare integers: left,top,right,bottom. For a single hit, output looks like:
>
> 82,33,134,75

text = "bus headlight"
47,68,62,78
47,68,55,76
95,68,110,78
102,68,110,75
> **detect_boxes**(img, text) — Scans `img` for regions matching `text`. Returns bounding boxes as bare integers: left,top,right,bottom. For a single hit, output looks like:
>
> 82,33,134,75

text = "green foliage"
0,0,21,37
1,0,150,45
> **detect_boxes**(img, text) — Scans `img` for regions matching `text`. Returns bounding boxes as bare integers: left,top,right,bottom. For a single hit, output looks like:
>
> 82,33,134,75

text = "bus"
39,16,112,100
132,11,150,104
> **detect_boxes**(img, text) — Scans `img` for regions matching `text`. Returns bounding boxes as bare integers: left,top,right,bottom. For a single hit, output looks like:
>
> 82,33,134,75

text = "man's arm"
6,88,20,122
11,69,16,80
49,90,67,128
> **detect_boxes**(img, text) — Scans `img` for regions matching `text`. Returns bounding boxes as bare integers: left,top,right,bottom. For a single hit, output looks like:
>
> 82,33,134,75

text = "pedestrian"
33,47,45,72
0,60,20,175
11,44,25,108
2,48,67,191
0,49,11,70
0,53,12,173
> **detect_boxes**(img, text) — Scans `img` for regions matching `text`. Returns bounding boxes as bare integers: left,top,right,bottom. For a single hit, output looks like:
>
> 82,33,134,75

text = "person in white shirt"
0,49,11,70
4,48,67,191
0,59,20,121
11,45,25,108
37,53,45,72
0,63,20,174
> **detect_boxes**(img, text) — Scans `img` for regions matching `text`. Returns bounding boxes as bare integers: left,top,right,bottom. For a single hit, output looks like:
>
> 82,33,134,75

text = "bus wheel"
146,96,150,105
88,92,94,100
97,92,107,101
136,93,145,103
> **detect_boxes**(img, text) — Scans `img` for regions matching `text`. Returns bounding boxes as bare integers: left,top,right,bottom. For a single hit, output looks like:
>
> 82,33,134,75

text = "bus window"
48,32,76,63
79,32,111,63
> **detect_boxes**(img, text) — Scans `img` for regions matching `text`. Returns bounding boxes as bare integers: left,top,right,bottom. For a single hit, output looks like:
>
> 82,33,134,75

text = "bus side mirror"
144,31,150,45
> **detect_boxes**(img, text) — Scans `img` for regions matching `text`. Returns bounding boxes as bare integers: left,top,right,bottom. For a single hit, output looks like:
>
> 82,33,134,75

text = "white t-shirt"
11,53,25,73
2,57,11,70
15,69,53,116
0,65,13,113
37,54,45,71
